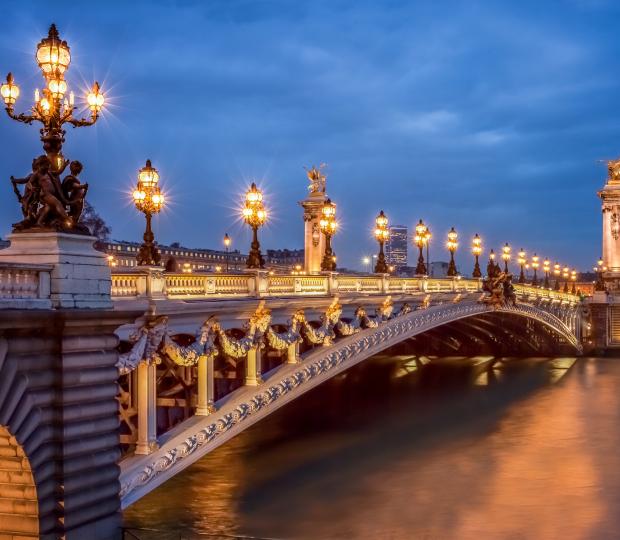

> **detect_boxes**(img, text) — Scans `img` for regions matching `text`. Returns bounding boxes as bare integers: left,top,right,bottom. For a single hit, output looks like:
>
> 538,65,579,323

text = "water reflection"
125,356,620,539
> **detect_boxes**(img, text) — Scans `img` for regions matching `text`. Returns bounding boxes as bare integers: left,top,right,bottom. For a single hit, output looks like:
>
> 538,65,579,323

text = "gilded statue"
305,163,327,193
608,158,620,184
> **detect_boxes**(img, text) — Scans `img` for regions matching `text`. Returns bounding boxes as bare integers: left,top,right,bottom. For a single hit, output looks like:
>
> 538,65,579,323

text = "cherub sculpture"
10,154,90,233
62,161,89,223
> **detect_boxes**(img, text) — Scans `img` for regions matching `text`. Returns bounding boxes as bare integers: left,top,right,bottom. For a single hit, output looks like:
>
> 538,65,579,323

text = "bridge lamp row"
374,210,390,273
242,183,268,270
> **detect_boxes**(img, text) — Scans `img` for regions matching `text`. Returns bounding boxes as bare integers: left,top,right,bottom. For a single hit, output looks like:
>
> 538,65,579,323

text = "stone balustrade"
109,269,582,304
0,263,52,308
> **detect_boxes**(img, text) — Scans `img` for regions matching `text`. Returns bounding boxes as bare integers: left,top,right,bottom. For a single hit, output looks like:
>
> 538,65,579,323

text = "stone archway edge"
119,301,580,507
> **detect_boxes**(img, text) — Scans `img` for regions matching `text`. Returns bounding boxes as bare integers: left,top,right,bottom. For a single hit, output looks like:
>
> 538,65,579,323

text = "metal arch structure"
119,300,580,507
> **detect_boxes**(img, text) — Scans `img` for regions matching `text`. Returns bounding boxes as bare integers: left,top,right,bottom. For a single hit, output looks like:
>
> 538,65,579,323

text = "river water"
123,356,620,539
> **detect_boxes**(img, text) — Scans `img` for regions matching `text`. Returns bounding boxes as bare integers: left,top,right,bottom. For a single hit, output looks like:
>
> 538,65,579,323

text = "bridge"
0,261,582,538
0,23,591,540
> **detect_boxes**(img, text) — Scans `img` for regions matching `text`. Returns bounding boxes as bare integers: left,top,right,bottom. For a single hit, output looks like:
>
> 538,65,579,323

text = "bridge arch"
120,300,580,506
0,424,38,538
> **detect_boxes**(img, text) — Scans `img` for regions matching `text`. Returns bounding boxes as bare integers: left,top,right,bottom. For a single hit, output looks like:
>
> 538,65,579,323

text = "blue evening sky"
0,0,617,271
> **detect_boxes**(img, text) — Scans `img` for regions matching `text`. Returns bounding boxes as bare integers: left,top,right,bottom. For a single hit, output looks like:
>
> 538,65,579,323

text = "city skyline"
0,1,618,270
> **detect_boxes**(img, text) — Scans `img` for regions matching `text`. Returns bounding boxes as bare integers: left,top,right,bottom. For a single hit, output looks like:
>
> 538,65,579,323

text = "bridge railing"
0,263,52,308
109,269,581,303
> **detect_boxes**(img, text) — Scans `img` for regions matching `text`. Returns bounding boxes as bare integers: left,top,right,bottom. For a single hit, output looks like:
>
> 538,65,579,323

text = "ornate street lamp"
446,227,458,277
501,243,511,273
320,198,337,271
242,183,267,269
374,210,389,273
517,249,526,283
133,160,165,266
414,219,428,275
562,266,569,293
595,257,605,291
223,233,231,272
487,249,497,277
424,225,432,267
531,254,540,286
571,269,577,294
543,258,550,289
1,25,104,174
1,24,105,232
472,234,483,278
553,262,561,290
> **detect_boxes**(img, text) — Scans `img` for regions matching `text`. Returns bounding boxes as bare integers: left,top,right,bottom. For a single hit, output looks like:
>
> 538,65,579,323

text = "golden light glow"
502,243,511,262
414,219,429,248
472,233,482,256
48,77,67,99
0,73,19,106
36,25,71,77
320,199,337,235
223,233,231,248
517,249,526,265
489,249,496,261
543,258,550,273
242,182,267,228
86,81,104,113
563,266,569,278
554,262,561,276
447,227,458,252
374,210,389,242
134,159,165,214
531,254,540,270
571,269,577,281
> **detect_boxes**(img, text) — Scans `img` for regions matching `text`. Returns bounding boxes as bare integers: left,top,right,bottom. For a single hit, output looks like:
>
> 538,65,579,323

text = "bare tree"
81,201,111,251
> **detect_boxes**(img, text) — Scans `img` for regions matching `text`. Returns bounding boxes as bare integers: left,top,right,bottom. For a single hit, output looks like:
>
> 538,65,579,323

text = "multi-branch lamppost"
414,219,429,275
1,25,105,174
1,24,105,232
531,254,540,286
595,257,606,292
517,249,526,283
242,183,267,269
374,210,389,273
502,243,511,273
562,266,570,293
571,269,577,294
543,258,550,289
223,233,231,272
446,227,458,277
320,198,337,271
472,234,482,278
553,262,561,291
133,160,165,266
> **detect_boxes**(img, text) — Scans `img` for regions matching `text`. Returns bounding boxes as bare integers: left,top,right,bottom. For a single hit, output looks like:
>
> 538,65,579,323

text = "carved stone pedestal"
0,232,111,308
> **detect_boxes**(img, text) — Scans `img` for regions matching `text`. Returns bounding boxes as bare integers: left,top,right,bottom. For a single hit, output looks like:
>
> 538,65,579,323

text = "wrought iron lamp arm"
65,111,98,128
4,107,40,125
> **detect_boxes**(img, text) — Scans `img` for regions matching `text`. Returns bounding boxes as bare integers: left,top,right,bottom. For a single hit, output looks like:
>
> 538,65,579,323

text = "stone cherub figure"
10,154,89,232
62,160,89,223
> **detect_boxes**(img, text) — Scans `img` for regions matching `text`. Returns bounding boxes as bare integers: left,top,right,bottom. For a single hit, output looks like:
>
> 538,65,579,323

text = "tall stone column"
599,159,620,278
299,166,329,274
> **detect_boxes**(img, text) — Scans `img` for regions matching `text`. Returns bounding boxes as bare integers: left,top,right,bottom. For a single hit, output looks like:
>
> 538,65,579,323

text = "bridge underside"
390,311,577,357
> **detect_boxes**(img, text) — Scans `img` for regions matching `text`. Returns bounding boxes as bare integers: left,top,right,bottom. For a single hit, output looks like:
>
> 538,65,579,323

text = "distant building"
104,241,303,273
104,240,246,272
265,249,304,272
386,225,408,268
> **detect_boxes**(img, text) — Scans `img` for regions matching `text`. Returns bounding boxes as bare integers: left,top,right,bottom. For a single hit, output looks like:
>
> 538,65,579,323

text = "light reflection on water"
124,356,620,539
